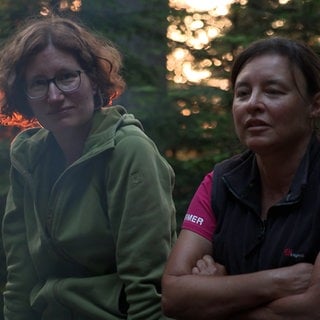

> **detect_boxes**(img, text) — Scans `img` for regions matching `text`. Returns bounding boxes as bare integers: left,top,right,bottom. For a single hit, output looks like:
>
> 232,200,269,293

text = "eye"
235,87,250,99
28,78,47,90
57,71,78,84
265,87,285,95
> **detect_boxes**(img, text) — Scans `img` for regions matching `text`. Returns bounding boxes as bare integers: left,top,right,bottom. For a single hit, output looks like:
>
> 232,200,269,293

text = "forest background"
0,0,319,318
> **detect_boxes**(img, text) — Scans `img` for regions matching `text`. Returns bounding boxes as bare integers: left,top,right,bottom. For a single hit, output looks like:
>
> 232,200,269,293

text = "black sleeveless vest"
211,136,320,275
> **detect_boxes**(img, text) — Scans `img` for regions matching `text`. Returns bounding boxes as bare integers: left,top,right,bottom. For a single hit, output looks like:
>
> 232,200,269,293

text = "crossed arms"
161,230,320,320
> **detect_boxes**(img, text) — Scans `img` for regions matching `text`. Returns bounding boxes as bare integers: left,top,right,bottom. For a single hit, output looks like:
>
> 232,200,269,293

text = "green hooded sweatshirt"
2,105,176,320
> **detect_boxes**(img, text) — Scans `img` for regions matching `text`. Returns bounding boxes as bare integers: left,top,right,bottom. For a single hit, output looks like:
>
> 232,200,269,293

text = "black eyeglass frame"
25,70,83,100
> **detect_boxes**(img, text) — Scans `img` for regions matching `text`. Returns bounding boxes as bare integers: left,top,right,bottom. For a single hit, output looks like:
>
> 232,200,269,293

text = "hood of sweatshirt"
9,105,143,174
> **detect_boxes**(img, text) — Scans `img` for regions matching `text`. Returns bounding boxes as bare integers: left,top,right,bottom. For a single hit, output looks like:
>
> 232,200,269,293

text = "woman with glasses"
0,16,176,320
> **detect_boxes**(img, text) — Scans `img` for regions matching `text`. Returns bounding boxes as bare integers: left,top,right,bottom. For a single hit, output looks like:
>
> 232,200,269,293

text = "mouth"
245,118,269,129
47,106,74,115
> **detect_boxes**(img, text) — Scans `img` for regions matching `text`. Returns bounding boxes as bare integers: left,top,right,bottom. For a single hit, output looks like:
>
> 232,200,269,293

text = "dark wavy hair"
231,37,320,98
0,16,126,120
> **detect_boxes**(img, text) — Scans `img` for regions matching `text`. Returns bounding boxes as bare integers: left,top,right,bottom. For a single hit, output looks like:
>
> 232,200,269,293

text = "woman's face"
24,45,96,135
232,54,315,155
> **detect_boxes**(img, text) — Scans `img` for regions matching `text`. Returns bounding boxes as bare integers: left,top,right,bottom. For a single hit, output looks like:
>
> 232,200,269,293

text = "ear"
310,92,320,118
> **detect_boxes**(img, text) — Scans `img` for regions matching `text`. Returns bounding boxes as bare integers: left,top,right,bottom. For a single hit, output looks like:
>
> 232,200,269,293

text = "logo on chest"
283,248,305,259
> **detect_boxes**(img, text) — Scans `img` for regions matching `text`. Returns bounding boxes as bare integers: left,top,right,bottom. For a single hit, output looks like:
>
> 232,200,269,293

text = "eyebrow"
27,68,79,80
235,78,287,89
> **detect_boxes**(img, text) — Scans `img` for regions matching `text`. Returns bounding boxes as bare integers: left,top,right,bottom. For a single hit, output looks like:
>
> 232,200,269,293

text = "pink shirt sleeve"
181,171,216,241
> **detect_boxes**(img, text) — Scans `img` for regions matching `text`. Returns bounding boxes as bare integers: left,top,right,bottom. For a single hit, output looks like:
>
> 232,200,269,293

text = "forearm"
162,270,286,319
3,190,39,319
234,253,320,320
162,227,313,320
234,293,317,320
116,202,174,320
111,138,176,319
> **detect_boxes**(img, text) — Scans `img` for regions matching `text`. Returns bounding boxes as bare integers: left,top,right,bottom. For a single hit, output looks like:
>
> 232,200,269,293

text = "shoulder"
93,105,146,143
8,127,51,173
181,171,216,241
11,127,46,146
111,108,157,155
10,127,49,157
214,150,253,177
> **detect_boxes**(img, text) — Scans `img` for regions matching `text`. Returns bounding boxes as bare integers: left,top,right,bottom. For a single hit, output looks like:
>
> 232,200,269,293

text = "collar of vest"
222,135,320,209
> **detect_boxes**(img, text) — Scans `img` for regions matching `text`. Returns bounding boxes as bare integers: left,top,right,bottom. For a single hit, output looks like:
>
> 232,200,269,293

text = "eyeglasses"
25,70,83,100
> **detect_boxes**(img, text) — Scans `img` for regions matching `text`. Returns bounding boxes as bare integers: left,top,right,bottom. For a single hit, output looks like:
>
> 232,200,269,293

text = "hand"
192,254,227,276
271,262,313,298
234,254,320,320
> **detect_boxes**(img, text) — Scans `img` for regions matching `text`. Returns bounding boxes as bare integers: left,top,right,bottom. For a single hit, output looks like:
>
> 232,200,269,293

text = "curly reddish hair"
0,16,126,120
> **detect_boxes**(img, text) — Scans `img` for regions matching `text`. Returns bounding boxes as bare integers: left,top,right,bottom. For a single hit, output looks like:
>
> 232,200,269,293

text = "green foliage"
225,0,320,51
1,1,320,317
79,0,169,88
167,0,320,218
0,0,41,42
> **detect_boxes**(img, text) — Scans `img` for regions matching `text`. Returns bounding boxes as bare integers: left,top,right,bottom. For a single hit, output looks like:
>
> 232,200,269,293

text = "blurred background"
0,0,320,317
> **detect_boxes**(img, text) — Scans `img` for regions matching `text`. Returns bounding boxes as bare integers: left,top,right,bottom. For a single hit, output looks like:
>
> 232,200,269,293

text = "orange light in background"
169,0,234,13
70,0,82,12
0,89,39,129
40,6,50,16
40,0,82,16
0,113,39,129
167,0,234,86
59,0,69,10
60,0,81,11
59,0,82,11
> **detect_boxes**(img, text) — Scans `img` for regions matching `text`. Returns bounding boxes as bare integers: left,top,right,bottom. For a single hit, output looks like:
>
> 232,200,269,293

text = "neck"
256,135,311,190
53,125,91,166
256,135,311,218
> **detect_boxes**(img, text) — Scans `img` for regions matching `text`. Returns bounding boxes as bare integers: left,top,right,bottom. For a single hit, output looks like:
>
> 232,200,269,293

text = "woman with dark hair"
1,16,176,320
162,37,320,319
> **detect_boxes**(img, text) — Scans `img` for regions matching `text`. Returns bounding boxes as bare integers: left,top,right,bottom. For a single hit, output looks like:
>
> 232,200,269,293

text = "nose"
47,82,64,102
246,90,264,114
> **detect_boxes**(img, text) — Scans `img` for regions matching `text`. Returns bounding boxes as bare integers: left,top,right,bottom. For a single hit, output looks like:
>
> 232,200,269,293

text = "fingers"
191,255,219,276
202,254,215,265
192,266,200,275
